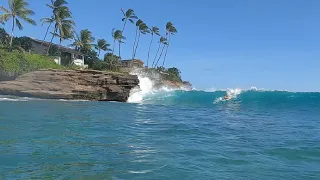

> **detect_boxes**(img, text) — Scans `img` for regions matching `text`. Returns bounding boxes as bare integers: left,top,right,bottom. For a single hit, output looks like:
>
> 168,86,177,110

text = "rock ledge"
0,69,139,102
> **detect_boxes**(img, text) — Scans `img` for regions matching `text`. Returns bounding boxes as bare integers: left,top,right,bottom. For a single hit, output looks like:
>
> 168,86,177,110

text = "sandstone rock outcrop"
0,69,139,102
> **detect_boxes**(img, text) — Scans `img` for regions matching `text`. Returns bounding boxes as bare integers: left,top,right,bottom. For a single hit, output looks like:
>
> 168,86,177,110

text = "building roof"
30,38,85,55
121,59,144,64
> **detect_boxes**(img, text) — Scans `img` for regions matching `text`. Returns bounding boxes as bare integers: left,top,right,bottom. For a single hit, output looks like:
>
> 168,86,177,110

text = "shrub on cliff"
0,50,62,76
154,66,183,83
92,60,109,71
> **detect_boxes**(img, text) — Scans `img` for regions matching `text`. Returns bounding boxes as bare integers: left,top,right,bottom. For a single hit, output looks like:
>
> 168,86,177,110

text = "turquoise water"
0,90,320,179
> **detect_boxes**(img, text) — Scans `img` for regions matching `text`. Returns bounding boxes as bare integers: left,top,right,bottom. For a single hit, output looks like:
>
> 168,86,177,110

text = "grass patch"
0,50,63,76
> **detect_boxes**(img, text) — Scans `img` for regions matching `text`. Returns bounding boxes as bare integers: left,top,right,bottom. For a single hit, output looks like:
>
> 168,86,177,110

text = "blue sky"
1,0,320,91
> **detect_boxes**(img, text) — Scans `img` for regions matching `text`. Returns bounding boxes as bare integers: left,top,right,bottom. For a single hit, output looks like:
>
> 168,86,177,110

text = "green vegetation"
153,37,168,67
94,39,111,57
45,0,75,54
143,66,190,86
0,50,62,76
0,0,184,81
0,0,37,50
121,9,138,33
147,26,160,67
157,67,182,82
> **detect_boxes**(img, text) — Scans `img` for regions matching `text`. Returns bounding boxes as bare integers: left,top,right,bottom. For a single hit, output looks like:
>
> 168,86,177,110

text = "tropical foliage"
94,39,111,57
121,8,138,33
112,29,125,59
0,49,62,76
0,28,9,44
162,22,177,67
40,15,54,43
71,29,95,52
0,0,181,79
153,36,168,67
45,0,75,54
12,36,32,52
147,26,160,67
132,20,150,60
0,0,36,50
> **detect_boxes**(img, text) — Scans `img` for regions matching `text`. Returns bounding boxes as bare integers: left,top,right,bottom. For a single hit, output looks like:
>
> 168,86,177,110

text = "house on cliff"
120,59,144,68
29,38,87,68
119,59,144,72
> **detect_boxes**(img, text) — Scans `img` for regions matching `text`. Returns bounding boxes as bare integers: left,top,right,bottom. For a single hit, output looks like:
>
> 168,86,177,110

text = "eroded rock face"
0,69,139,102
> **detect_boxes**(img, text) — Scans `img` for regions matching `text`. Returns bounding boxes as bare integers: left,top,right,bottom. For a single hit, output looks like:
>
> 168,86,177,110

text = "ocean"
0,76,320,179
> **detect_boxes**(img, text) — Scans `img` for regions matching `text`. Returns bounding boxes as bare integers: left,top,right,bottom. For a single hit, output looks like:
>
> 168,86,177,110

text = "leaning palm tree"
70,31,82,51
0,0,36,50
133,22,150,60
94,39,111,57
132,19,143,59
70,29,95,52
121,8,137,33
147,26,160,67
153,36,167,68
46,0,75,54
162,21,177,67
152,36,165,67
112,29,125,59
47,15,75,54
40,15,55,44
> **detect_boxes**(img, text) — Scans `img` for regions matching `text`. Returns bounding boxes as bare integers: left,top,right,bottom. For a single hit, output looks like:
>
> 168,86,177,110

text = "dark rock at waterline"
0,69,139,102
0,69,17,81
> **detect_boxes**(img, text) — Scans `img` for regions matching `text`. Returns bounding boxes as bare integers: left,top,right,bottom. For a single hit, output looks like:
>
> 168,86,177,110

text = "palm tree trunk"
147,34,154,68
9,17,15,52
122,19,127,33
162,34,171,67
112,38,116,55
42,23,52,45
98,49,101,57
133,32,141,59
155,44,166,67
152,43,161,68
118,41,121,60
47,26,58,55
132,26,138,60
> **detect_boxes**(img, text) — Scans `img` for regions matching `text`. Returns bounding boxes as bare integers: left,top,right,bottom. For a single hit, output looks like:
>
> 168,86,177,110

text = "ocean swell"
128,74,320,107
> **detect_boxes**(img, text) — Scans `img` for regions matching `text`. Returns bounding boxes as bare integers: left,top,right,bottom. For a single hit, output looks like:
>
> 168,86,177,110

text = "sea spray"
128,76,154,103
213,88,243,103
127,68,182,103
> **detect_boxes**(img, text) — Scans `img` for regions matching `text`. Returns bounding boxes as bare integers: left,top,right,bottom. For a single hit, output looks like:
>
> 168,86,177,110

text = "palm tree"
46,0,75,55
94,39,111,57
40,15,55,44
162,21,177,67
132,19,143,59
153,36,167,68
152,36,164,67
147,26,160,67
111,29,116,55
121,8,137,33
0,0,36,50
70,29,95,52
133,22,150,60
112,29,125,59
0,18,5,25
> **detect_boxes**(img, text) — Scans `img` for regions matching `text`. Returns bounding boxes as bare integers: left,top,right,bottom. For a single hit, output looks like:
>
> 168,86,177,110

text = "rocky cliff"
0,69,139,102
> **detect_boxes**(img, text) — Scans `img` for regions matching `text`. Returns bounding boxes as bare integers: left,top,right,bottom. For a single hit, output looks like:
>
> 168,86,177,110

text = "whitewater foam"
128,76,154,103
127,69,182,103
0,96,37,102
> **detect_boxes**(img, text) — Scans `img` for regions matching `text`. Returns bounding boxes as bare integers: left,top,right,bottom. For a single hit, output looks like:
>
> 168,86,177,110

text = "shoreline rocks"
0,69,139,102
